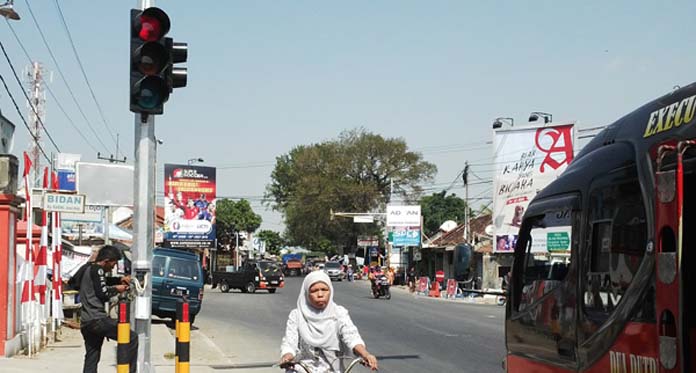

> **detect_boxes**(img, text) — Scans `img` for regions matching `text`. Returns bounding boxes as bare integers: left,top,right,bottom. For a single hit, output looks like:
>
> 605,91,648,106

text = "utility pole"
387,178,394,268
27,62,45,187
97,133,127,164
463,162,470,243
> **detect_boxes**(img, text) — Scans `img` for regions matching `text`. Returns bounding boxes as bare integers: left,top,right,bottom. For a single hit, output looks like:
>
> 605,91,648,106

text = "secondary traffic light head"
130,7,188,115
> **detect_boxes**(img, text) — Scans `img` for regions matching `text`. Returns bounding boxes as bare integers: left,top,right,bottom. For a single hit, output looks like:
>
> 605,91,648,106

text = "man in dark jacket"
74,245,137,373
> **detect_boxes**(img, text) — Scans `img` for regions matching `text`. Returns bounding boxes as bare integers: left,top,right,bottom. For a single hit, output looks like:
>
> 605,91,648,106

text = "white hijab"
296,270,340,351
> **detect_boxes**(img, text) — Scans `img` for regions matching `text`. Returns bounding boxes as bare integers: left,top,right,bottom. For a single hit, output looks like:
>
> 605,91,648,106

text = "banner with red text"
492,123,574,253
163,164,217,248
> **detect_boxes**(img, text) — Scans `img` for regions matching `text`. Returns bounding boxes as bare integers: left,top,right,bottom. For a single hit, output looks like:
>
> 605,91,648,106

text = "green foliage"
266,128,436,252
215,199,262,249
256,229,285,255
420,191,469,237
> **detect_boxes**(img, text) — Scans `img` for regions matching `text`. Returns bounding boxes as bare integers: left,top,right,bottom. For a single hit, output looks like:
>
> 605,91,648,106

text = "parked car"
151,248,204,324
212,260,285,294
324,261,345,281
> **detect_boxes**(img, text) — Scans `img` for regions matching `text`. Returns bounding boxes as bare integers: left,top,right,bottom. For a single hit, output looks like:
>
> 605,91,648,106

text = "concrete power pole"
463,162,470,243
27,62,45,186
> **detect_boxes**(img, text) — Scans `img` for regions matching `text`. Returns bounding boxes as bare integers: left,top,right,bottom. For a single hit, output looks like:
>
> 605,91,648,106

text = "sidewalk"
0,320,232,372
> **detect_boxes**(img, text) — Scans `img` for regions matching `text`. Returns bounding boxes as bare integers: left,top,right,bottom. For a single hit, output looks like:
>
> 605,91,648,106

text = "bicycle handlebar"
279,357,369,372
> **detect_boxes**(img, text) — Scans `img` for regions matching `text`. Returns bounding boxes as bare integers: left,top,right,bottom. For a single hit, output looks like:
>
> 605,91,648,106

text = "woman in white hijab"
280,270,378,372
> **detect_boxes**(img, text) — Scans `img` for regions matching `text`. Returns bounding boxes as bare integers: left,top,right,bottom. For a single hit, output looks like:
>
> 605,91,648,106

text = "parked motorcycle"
371,274,391,299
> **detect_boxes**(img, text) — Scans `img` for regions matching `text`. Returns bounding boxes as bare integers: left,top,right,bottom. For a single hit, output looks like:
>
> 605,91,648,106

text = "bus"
505,82,696,372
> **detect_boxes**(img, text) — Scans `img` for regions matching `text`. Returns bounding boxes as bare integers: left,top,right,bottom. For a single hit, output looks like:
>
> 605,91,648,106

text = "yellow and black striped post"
175,300,181,373
117,298,130,373
177,299,191,373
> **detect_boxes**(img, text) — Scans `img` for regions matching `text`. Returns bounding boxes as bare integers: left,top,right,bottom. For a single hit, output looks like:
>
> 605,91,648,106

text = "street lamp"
0,1,20,20
187,157,204,165
492,117,514,129
528,112,553,124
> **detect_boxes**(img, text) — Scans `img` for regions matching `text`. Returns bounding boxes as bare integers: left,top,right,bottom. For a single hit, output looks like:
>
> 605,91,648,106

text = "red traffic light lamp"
130,7,188,116
134,7,170,42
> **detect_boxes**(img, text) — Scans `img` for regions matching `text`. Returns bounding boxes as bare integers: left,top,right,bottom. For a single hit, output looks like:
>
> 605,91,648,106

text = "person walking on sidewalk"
279,271,378,372
72,245,137,373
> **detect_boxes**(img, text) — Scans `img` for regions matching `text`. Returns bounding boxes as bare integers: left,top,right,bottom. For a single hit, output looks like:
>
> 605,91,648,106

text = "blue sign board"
57,170,76,191
392,227,421,246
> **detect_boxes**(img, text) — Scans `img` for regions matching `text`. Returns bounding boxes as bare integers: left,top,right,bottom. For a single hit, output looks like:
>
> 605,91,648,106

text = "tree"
215,199,262,250
420,191,468,237
266,128,436,252
256,230,285,255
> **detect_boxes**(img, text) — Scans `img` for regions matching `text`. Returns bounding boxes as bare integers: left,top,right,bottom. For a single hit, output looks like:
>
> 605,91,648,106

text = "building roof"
425,213,493,253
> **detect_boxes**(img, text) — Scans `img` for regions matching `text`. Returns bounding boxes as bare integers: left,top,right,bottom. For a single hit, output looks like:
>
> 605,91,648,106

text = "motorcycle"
371,274,391,299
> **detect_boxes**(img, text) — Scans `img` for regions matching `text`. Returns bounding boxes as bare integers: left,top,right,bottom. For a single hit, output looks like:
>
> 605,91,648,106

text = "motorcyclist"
346,265,354,282
368,266,382,293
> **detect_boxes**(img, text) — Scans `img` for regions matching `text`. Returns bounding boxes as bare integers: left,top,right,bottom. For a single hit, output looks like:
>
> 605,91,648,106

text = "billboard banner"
492,123,575,253
163,164,217,248
56,153,81,191
76,162,134,206
391,226,421,247
57,170,76,191
386,205,421,227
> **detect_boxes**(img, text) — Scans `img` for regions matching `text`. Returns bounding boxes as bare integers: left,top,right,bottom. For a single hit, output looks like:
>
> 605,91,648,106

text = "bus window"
508,195,578,364
582,168,649,333
517,210,574,312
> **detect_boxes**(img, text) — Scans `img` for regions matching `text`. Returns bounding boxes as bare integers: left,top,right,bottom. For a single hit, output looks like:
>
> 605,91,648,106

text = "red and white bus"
506,82,696,372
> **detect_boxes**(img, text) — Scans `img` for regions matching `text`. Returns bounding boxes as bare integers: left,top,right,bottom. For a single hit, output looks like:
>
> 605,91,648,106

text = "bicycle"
277,356,375,372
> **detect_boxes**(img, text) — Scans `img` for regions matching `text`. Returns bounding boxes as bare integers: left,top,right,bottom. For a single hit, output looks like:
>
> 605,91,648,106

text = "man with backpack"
69,245,137,373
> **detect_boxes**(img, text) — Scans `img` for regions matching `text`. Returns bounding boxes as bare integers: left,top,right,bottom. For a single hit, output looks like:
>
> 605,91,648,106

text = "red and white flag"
20,152,34,325
51,171,64,320
35,167,49,308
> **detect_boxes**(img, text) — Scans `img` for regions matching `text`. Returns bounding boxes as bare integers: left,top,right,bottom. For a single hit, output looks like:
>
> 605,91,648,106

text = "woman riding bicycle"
280,271,379,372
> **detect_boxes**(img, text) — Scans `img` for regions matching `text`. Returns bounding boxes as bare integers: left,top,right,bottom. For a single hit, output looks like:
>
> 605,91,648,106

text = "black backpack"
67,262,92,291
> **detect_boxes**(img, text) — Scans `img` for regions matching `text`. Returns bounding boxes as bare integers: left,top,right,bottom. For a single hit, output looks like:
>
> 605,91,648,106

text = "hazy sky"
2,0,694,231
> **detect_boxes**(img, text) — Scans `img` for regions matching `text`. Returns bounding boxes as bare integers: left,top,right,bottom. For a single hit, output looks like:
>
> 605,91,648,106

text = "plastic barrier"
445,279,458,299
117,298,130,373
176,299,191,373
428,281,441,298
416,277,429,295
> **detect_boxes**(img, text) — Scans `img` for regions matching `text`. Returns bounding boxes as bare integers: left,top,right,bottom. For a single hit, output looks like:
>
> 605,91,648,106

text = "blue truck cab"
151,248,204,323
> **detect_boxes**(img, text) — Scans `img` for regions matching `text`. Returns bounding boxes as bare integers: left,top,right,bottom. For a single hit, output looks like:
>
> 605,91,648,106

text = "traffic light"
130,7,188,115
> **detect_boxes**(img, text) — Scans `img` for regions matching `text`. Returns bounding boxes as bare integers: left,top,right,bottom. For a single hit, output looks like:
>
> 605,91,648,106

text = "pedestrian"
71,245,137,373
279,271,378,372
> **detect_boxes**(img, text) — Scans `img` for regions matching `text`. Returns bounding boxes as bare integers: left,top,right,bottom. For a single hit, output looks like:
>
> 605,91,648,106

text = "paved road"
196,277,505,372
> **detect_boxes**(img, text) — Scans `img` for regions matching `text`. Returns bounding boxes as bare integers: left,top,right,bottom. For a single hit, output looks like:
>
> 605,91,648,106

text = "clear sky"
2,0,694,232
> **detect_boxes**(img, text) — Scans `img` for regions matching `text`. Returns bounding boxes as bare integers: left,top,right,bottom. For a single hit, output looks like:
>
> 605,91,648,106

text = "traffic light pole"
133,4,155,373
133,112,155,373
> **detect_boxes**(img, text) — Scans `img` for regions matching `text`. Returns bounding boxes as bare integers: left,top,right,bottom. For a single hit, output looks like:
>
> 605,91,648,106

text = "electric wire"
0,39,60,153
0,71,50,163
4,19,100,153
52,0,119,152
23,0,112,153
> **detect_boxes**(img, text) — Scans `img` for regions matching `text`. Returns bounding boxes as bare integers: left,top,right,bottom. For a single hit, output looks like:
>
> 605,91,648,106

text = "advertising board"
492,123,574,253
163,164,216,248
